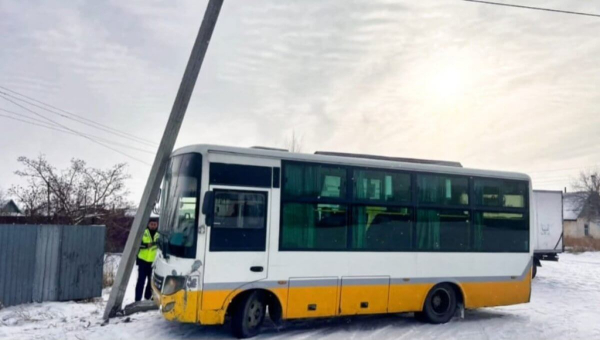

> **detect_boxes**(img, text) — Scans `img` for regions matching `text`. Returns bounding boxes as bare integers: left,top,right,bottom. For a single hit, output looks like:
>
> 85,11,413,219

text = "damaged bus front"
151,151,211,323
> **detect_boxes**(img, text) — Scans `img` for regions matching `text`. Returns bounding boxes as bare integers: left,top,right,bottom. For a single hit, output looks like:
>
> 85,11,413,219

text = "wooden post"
103,0,224,319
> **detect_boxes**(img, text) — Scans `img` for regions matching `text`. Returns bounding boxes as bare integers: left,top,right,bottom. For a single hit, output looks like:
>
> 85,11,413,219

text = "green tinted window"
474,212,528,252
474,179,527,208
351,206,412,251
416,209,470,251
283,163,346,199
418,174,468,206
210,190,267,251
281,203,347,250
354,169,410,203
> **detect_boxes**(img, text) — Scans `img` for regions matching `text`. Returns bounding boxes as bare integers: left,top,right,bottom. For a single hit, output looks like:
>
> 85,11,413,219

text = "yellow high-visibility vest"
138,229,159,263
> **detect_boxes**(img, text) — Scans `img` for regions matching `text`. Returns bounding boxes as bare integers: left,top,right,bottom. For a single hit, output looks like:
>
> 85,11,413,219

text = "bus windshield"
159,153,202,258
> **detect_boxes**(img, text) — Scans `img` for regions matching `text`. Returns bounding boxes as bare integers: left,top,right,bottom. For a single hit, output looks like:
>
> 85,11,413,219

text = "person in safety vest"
135,217,159,302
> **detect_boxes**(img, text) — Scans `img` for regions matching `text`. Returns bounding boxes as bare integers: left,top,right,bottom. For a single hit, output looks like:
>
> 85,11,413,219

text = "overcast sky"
1,0,599,202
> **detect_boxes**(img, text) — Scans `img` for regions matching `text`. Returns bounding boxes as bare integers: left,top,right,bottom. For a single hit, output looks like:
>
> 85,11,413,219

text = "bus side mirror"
202,191,215,227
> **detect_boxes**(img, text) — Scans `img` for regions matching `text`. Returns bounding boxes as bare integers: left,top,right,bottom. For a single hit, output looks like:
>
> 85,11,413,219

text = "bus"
152,144,533,338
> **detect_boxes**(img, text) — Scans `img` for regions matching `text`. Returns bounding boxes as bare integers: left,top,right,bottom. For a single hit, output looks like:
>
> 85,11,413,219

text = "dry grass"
102,254,120,288
564,236,600,253
103,270,115,288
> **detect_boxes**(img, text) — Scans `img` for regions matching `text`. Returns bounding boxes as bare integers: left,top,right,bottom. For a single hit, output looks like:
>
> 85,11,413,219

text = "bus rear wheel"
417,283,457,324
231,291,266,339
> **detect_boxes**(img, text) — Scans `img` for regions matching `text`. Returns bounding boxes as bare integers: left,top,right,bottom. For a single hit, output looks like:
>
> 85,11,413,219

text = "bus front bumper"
151,278,225,325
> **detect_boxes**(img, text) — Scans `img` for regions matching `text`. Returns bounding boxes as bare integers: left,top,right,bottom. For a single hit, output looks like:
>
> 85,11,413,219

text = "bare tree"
8,178,46,217
571,169,600,223
0,186,6,202
285,131,304,153
8,155,132,224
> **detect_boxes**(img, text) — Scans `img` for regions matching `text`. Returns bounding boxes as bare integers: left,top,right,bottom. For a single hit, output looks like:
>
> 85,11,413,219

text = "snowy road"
2,253,600,340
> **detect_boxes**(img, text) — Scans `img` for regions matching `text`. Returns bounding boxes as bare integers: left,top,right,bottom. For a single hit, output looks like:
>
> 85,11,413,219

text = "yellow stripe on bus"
156,273,531,325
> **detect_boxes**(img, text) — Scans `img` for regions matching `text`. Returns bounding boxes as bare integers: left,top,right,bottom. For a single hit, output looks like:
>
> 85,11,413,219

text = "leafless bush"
9,155,131,223
285,131,304,153
564,236,600,253
103,271,115,289
103,254,120,288
571,169,600,224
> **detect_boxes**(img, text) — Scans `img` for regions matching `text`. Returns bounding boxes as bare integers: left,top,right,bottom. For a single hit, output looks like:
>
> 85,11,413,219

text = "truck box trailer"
533,190,564,278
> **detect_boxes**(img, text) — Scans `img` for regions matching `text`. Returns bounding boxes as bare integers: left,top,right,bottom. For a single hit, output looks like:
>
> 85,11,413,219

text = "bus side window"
209,190,268,252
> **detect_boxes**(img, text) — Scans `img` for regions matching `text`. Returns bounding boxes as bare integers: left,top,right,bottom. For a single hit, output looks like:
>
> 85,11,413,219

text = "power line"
0,89,157,148
0,107,155,153
0,113,72,133
0,98,152,166
0,111,156,155
462,0,600,18
534,178,570,183
1,107,62,128
527,165,598,174
0,86,158,147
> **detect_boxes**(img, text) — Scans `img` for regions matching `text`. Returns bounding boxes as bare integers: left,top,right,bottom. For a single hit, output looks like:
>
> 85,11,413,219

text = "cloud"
1,0,599,199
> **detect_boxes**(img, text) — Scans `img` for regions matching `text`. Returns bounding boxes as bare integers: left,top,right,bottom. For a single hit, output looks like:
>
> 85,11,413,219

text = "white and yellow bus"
152,144,533,338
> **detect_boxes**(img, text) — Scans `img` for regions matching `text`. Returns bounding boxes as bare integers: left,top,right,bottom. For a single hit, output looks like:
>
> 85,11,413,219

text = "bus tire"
231,291,266,339
532,264,537,279
421,283,457,324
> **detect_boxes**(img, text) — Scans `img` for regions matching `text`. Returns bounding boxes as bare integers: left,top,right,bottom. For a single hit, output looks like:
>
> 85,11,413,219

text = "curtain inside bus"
281,203,347,250
283,163,346,199
418,174,469,205
474,212,484,250
417,210,441,250
282,203,316,248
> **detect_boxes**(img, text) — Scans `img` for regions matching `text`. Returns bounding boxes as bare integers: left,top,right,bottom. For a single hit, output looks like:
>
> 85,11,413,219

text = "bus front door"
201,185,270,311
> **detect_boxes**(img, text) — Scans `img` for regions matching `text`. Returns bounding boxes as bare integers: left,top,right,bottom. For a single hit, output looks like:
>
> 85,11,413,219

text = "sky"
1,0,599,203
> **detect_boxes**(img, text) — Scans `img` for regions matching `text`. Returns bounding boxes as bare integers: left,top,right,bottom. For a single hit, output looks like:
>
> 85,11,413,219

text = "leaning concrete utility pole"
103,0,224,320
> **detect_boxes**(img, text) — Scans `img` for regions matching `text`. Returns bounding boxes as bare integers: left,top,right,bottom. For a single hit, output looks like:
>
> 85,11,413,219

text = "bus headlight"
163,276,186,295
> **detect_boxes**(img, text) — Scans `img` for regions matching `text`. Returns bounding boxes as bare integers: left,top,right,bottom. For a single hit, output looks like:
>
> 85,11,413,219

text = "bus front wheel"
231,291,266,338
417,283,457,324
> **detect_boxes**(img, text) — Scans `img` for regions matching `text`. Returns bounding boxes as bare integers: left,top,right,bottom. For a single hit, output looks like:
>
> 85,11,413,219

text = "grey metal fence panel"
0,224,105,307
0,225,37,307
58,225,105,301
0,226,7,307
32,225,61,302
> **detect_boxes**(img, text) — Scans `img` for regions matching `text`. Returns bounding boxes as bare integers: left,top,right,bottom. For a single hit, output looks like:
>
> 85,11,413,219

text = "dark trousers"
135,260,153,302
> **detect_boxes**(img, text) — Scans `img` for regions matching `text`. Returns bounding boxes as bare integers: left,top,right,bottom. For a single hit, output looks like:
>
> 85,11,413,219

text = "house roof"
0,199,22,214
125,208,160,219
563,193,583,221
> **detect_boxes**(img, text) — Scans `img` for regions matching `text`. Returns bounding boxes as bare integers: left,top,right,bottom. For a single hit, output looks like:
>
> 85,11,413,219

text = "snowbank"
1,253,599,339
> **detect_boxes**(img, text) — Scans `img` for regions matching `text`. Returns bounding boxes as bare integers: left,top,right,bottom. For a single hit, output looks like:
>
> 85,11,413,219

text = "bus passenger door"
202,185,270,310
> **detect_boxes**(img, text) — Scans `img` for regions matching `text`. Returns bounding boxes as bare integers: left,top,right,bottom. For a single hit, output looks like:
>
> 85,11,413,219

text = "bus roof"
172,144,531,181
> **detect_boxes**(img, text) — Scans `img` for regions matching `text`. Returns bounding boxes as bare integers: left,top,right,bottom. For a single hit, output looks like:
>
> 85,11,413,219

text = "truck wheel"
420,283,457,324
231,291,266,339
532,264,537,279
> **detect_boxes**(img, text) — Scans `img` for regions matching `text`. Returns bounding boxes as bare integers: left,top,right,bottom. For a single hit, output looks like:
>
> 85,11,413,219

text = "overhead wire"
462,0,600,18
0,111,155,155
0,86,158,147
0,97,152,166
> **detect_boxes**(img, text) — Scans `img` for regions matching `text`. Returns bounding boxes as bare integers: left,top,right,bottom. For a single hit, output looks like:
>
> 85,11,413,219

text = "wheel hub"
431,289,451,316
247,301,263,328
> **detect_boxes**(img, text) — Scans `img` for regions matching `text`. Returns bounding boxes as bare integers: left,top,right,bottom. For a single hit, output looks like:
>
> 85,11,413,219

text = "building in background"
0,199,22,216
563,193,600,239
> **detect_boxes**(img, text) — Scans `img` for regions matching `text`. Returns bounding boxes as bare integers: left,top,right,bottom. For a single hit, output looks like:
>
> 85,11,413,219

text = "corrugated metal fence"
0,224,105,308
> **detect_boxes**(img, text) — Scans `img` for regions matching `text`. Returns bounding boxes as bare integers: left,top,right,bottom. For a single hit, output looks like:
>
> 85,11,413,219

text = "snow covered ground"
2,252,600,340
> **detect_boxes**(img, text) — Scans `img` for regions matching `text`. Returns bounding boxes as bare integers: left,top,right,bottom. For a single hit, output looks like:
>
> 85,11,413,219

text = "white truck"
533,190,564,278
